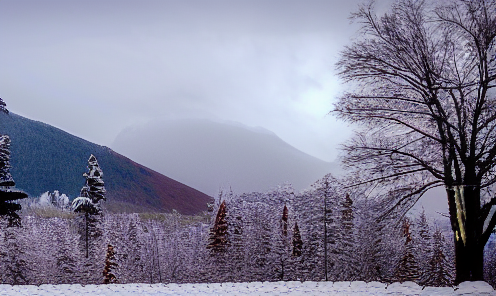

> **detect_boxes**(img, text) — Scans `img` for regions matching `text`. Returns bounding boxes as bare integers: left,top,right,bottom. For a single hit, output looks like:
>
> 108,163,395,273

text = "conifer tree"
103,244,118,284
207,200,229,253
424,228,453,286
281,204,288,236
292,222,302,257
0,135,27,226
334,192,359,281
0,98,8,114
72,155,106,259
394,218,420,283
0,99,27,225
416,209,433,285
275,204,291,281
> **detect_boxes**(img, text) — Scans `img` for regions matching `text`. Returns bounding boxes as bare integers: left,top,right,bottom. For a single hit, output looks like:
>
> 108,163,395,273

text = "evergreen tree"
275,204,291,281
72,155,106,261
354,196,385,282
207,200,229,253
103,244,118,284
292,222,302,257
0,98,8,114
226,197,246,282
72,154,106,215
394,218,420,283
416,208,433,285
0,135,27,226
281,204,288,236
424,228,453,286
334,192,359,281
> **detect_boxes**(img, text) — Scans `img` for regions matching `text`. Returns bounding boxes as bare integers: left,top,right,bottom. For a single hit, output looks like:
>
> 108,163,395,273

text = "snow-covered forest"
3,178,492,287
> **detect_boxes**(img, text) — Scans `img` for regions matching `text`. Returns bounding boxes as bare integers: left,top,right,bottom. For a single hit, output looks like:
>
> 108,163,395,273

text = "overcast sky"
0,0,393,162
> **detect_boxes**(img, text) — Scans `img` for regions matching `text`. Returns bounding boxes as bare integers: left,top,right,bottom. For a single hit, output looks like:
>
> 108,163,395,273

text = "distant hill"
112,119,339,196
0,112,212,215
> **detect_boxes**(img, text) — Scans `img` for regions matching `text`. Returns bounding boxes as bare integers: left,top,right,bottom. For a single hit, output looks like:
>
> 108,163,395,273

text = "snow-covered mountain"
112,118,339,196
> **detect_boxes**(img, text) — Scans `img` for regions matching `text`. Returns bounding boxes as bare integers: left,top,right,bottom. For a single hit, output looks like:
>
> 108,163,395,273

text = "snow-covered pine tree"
416,208,433,285
0,134,27,226
333,192,360,281
292,222,303,257
120,216,146,283
353,194,386,282
226,194,246,282
282,204,288,236
274,204,291,281
54,222,81,284
72,155,106,258
72,154,106,215
394,218,420,283
103,244,118,284
0,221,31,284
0,98,7,114
423,228,453,286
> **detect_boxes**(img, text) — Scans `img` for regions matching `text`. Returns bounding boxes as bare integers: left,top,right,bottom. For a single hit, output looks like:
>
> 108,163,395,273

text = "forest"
0,180,468,286
0,179,492,290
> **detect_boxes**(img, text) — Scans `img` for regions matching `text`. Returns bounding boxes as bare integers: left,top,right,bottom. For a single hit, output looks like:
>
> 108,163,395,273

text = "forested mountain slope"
0,112,212,214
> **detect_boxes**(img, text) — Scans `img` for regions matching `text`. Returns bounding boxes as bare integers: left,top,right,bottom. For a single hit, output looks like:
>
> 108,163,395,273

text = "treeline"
2,175,482,286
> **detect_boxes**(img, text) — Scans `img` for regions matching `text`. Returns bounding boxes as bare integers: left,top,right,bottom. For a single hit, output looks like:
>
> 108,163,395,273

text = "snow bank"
0,281,493,295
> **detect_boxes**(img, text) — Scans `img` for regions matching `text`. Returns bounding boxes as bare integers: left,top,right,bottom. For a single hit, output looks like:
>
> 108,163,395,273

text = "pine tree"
0,98,27,225
394,218,420,283
334,192,359,281
103,244,118,284
207,200,229,253
281,204,288,236
275,204,291,281
72,154,106,215
424,228,453,286
72,155,106,260
416,208,433,285
292,222,302,257
0,135,27,226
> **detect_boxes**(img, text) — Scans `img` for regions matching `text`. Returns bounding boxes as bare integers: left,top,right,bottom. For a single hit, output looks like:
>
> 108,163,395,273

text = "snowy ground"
0,281,494,296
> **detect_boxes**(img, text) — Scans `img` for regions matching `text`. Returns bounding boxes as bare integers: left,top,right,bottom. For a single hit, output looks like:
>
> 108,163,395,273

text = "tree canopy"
334,0,496,283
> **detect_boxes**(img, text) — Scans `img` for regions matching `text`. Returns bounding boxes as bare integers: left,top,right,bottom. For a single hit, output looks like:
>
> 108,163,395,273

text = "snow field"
0,281,494,296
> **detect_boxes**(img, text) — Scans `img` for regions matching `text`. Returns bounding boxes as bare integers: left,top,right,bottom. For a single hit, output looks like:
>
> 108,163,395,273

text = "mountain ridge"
0,112,212,215
113,118,338,196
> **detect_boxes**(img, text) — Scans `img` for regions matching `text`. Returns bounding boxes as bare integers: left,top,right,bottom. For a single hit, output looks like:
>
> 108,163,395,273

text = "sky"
0,0,395,162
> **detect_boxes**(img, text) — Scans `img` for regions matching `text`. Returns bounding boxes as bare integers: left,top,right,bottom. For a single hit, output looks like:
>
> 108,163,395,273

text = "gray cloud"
0,0,371,161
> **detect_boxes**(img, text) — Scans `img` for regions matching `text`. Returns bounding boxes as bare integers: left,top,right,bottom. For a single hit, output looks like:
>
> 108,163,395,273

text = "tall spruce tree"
72,155,106,259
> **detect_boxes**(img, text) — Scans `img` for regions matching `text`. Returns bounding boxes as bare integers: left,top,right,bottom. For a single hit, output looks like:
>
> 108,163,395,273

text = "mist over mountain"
112,119,339,197
0,112,212,214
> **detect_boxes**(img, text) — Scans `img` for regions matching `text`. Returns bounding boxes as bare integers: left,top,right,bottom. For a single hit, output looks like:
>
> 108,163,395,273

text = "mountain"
112,119,339,196
0,112,212,215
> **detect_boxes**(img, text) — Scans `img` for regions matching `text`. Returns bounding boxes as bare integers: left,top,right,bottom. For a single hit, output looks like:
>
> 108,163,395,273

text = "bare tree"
335,0,496,283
